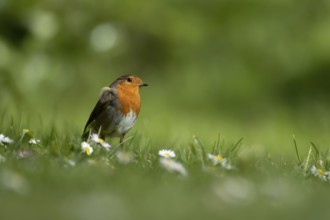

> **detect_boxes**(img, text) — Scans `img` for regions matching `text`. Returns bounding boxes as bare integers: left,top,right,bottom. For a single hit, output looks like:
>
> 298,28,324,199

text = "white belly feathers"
116,109,137,134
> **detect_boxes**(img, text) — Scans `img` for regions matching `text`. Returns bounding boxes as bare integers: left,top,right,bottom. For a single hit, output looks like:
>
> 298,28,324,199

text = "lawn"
1,112,330,220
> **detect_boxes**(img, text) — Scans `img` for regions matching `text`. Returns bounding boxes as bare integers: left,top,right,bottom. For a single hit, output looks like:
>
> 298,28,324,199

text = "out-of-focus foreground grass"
0,121,330,220
1,0,330,219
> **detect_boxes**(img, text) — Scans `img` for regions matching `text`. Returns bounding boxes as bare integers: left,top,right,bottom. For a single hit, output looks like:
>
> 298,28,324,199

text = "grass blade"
304,146,313,175
310,142,320,159
193,135,206,166
293,135,302,166
230,137,244,154
212,133,221,154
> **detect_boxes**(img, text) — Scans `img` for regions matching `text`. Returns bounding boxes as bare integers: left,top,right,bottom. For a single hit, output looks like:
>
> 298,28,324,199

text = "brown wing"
82,87,115,139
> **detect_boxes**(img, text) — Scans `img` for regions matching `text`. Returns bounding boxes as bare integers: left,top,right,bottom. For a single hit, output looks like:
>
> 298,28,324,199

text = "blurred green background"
1,0,330,153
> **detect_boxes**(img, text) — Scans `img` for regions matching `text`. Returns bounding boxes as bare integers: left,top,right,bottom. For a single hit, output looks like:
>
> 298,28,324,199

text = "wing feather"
82,87,114,138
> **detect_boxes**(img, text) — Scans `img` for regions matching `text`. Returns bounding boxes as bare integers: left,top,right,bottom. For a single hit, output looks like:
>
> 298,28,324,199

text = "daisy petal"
159,149,176,158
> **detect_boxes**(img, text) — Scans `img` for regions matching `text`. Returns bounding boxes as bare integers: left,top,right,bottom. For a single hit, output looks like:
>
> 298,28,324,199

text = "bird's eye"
127,77,133,82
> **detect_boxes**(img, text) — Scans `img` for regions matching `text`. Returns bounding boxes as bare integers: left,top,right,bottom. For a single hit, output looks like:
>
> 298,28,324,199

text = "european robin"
82,74,148,144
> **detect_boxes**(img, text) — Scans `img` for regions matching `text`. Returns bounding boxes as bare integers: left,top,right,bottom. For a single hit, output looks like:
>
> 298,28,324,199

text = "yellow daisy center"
216,155,223,161
317,168,325,176
165,152,171,157
85,147,91,155
99,138,104,144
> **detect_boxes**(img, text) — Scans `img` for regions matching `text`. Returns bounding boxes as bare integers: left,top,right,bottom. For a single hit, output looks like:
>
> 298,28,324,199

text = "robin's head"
113,74,148,89
113,74,147,114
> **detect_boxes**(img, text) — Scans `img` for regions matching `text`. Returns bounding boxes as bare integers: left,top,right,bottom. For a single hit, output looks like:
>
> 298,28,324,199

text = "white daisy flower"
3,137,13,144
310,165,330,181
159,158,187,176
28,138,40,145
159,149,176,158
90,133,101,143
100,141,111,149
208,153,224,165
81,141,93,156
208,153,233,169
0,134,13,145
221,159,234,170
90,134,111,149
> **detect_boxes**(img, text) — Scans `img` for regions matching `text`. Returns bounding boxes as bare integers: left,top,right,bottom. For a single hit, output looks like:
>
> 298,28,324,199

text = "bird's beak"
139,82,148,87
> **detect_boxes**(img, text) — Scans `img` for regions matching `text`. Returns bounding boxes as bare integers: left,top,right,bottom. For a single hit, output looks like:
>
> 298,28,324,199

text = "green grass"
1,117,330,220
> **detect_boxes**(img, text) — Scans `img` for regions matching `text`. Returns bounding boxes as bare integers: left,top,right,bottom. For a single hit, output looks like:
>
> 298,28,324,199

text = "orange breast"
117,84,141,115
